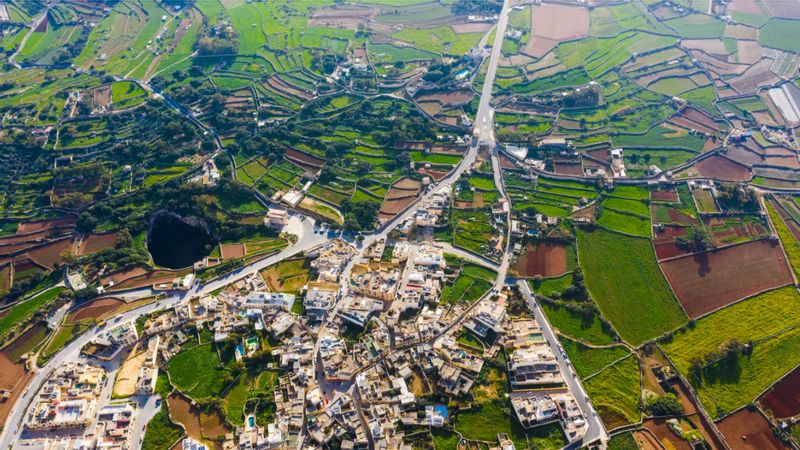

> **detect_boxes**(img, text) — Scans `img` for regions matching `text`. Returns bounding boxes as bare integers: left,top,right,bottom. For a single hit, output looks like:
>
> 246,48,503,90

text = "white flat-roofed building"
507,347,562,388
239,292,295,312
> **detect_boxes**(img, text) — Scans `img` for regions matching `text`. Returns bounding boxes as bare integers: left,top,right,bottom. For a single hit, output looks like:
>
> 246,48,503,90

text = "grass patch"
562,338,630,378
167,343,228,400
0,286,66,340
584,355,641,428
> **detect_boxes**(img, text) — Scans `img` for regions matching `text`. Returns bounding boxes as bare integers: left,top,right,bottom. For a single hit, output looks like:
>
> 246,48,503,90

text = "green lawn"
540,301,617,345
167,343,228,400
456,402,566,449
584,355,642,429
577,228,686,345
562,338,631,378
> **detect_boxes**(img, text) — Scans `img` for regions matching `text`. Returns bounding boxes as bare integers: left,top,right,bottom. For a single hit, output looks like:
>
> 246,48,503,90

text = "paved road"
517,280,608,448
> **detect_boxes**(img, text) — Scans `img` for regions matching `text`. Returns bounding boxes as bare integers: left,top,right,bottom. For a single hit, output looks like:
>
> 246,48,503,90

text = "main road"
517,280,608,448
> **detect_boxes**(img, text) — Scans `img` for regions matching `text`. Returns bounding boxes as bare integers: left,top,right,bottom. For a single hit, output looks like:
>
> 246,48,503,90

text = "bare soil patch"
693,154,751,181
716,408,789,450
452,22,493,34
93,85,112,107
69,297,124,323
737,40,763,65
760,366,800,419
762,0,800,18
532,4,589,41
220,243,245,260
77,232,116,255
512,241,569,278
660,239,792,318
113,346,145,397
415,89,474,106
27,238,75,270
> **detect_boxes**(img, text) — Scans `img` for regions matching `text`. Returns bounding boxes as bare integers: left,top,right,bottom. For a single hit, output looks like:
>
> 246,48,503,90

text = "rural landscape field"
0,0,799,449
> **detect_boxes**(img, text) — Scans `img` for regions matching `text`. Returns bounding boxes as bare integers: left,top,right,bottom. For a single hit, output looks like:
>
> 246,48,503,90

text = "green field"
577,228,686,345
584,355,642,428
766,201,800,279
0,286,66,340
662,286,800,374
540,300,617,346
562,338,631,378
167,343,229,400
759,18,800,53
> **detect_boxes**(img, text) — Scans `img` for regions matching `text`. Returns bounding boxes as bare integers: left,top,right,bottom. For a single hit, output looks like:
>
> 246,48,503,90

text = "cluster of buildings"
24,364,105,431
504,319,588,443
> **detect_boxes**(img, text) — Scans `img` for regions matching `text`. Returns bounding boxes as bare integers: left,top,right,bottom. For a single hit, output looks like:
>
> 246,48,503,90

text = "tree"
643,393,684,417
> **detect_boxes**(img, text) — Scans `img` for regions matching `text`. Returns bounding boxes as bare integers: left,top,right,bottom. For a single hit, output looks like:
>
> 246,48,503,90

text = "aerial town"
1,0,800,449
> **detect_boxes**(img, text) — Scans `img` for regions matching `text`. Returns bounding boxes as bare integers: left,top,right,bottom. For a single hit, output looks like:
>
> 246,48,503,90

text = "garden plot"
702,216,768,246
660,239,793,318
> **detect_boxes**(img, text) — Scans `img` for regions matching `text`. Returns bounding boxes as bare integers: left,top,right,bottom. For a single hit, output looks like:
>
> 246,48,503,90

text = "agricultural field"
662,286,800,416
576,228,686,345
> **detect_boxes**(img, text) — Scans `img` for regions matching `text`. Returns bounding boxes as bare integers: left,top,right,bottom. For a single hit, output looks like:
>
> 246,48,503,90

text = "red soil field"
380,178,421,219
654,241,689,260
651,190,679,202
693,154,751,181
77,232,117,255
716,408,789,450
27,238,75,270
760,366,800,419
0,346,32,426
416,89,474,106
101,265,148,286
220,243,245,260
17,216,76,234
554,160,583,176
512,241,569,277
416,167,449,181
660,239,792,318
68,297,124,323
285,148,324,169
654,225,691,260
